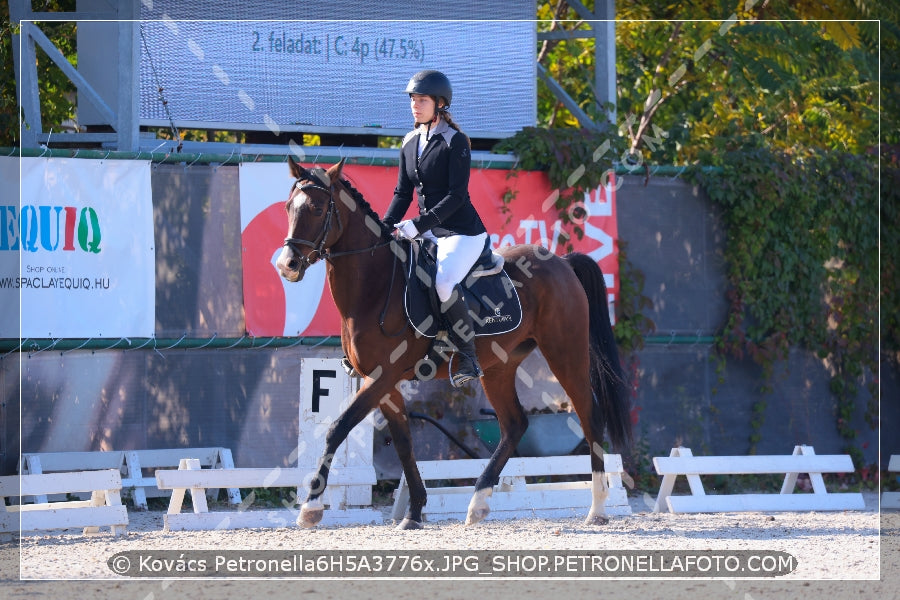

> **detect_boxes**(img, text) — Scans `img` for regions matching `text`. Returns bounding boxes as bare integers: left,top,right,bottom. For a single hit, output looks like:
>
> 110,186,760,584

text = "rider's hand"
395,220,419,240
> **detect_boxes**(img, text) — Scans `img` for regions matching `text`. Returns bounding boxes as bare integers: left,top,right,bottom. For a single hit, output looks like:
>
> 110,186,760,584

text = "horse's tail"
564,252,633,451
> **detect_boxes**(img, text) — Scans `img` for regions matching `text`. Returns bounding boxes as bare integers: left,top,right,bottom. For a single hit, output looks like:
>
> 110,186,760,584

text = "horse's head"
276,157,347,282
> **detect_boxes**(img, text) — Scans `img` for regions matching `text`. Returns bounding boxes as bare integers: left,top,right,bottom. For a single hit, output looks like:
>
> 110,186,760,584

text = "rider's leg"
434,233,488,387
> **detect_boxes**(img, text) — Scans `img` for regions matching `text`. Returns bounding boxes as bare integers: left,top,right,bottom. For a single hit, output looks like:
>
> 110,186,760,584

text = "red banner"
239,162,617,337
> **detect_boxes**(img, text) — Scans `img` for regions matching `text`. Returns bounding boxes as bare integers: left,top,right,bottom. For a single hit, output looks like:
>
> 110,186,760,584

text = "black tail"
564,252,632,451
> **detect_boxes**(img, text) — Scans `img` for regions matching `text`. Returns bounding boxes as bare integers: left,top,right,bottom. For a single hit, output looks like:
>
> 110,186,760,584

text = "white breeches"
422,231,489,303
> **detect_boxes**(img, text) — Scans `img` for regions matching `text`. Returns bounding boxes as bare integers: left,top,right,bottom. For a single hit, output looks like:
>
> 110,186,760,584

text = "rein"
379,249,406,337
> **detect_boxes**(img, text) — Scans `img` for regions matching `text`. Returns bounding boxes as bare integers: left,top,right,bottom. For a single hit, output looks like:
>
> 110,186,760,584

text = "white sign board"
298,358,375,506
2,158,155,338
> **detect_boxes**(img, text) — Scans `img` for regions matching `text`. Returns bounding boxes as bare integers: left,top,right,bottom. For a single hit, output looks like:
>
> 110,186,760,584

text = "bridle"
283,176,393,270
283,179,340,270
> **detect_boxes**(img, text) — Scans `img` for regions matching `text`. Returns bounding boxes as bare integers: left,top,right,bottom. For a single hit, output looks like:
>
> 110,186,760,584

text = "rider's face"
410,94,437,123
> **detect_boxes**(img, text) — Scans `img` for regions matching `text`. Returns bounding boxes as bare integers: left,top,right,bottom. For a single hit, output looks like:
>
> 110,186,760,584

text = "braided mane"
335,175,394,240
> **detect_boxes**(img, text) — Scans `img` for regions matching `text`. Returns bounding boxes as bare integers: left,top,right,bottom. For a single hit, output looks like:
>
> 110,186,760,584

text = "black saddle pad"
402,238,522,339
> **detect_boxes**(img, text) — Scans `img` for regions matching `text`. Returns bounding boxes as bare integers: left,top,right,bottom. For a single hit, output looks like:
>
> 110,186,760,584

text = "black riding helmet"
405,70,452,110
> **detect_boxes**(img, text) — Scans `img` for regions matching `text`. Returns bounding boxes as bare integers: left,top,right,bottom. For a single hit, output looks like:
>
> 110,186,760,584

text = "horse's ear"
288,155,304,179
327,158,346,182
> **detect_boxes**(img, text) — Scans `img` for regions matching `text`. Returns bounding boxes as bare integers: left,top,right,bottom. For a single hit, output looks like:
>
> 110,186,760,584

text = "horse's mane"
336,175,394,240
294,162,394,241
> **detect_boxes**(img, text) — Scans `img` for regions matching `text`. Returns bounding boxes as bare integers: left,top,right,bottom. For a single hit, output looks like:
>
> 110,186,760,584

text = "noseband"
283,179,341,269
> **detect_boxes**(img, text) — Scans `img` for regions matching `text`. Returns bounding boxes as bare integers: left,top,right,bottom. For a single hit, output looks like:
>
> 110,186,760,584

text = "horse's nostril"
288,258,299,270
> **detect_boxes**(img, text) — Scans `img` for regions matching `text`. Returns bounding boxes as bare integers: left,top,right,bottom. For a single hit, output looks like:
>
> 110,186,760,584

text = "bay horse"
275,157,631,529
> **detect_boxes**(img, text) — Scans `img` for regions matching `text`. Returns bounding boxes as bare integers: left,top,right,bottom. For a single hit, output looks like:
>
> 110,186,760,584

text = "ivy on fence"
692,145,880,464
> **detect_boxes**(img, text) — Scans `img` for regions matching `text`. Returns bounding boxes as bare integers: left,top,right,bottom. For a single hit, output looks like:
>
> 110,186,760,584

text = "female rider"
382,69,488,387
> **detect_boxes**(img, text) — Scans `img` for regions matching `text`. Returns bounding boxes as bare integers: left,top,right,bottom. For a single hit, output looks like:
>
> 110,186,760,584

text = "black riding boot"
441,286,483,387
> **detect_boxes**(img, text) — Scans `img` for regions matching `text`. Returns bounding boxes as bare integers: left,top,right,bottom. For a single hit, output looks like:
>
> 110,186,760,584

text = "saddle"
402,237,522,339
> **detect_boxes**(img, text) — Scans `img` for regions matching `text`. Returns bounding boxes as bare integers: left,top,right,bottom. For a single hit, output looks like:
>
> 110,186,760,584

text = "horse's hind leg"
466,361,529,525
538,337,611,525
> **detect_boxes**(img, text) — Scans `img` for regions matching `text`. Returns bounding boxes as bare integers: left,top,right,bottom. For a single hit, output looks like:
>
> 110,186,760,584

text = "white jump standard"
0,469,128,537
390,454,631,524
20,447,242,509
155,458,382,531
652,445,865,513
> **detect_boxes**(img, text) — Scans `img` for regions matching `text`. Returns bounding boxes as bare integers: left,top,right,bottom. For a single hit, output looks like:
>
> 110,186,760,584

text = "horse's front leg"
297,378,383,528
378,390,428,530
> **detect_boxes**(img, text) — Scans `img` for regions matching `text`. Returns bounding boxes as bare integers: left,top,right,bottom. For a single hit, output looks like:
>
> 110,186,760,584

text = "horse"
275,156,632,529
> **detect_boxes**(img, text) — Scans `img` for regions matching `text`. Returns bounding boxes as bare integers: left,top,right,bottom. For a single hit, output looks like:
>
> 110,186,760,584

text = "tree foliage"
537,0,889,162
1,1,78,147
527,0,891,461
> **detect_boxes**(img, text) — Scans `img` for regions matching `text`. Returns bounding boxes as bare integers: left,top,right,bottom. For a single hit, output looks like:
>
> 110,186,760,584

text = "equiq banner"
0,157,155,338
239,161,618,337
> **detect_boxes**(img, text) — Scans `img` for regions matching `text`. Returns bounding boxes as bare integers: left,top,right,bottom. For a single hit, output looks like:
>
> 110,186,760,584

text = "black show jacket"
383,120,487,237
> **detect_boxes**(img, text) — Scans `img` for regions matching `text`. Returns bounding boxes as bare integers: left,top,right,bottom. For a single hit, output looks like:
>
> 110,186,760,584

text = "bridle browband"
283,176,392,269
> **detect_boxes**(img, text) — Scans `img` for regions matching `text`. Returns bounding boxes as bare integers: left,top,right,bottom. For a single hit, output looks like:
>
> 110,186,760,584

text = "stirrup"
451,371,480,387
449,353,482,388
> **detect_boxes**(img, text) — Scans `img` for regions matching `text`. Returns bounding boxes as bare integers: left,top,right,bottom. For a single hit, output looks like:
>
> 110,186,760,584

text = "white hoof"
585,471,610,525
297,499,324,528
465,488,492,526
396,518,424,530
584,510,609,526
